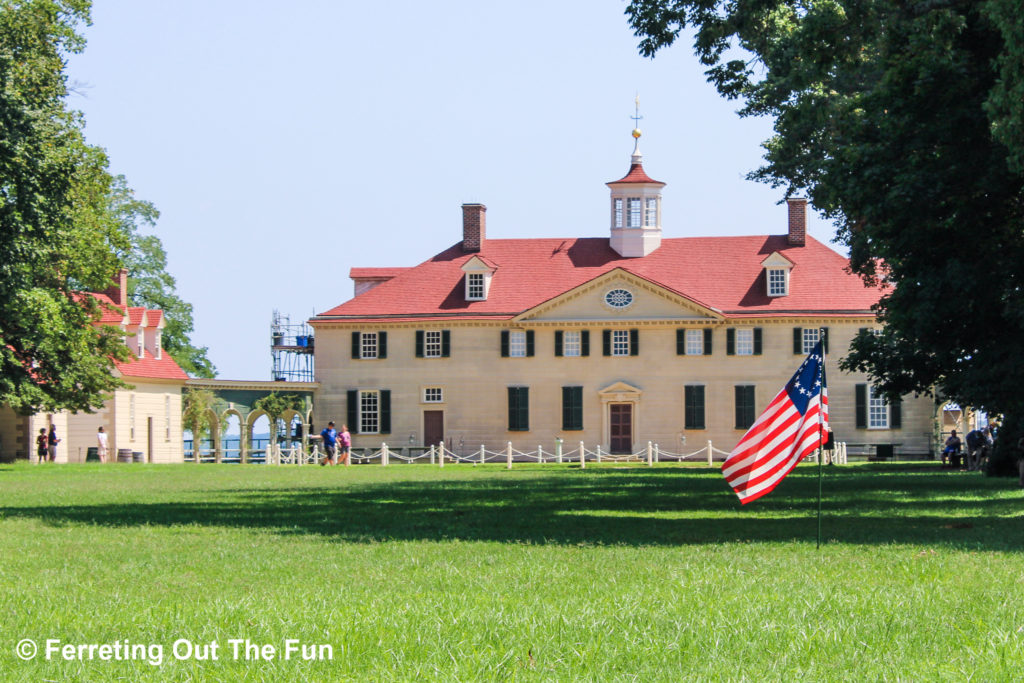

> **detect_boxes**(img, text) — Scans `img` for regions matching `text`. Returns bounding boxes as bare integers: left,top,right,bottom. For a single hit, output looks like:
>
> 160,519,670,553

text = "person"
339,424,351,466
36,428,48,464
965,428,988,471
942,430,961,468
47,425,59,462
97,426,109,463
320,421,338,466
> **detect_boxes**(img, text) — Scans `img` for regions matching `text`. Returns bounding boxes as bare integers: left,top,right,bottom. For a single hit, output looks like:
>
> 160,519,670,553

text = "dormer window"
136,332,145,358
767,268,788,296
628,198,642,227
761,252,794,297
154,330,162,359
613,198,623,228
462,255,496,302
645,197,658,226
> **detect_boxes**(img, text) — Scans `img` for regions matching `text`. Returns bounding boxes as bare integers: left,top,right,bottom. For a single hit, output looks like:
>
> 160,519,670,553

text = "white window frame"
645,197,657,226
685,329,703,356
359,390,380,434
735,328,754,356
154,330,162,359
627,198,642,228
612,330,630,356
802,328,820,354
867,386,890,429
424,330,442,358
423,387,443,403
509,330,527,358
563,331,581,357
767,267,788,296
613,198,623,228
136,332,144,358
360,332,379,359
466,273,485,300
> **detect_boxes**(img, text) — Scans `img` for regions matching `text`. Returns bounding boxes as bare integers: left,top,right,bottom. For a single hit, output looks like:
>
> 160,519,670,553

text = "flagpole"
817,329,826,549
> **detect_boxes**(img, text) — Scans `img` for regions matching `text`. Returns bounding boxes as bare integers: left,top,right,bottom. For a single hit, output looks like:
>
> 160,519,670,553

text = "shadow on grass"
1,465,1021,549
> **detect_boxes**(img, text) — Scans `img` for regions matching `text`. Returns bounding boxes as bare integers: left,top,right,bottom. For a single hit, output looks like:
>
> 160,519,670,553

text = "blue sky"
67,1,837,380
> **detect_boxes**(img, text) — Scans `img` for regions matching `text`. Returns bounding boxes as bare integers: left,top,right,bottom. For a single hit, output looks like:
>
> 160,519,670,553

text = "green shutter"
630,329,639,356
704,328,712,355
676,329,685,355
685,385,705,430
753,328,763,355
526,330,535,357
821,327,829,353
378,331,387,359
735,386,755,429
793,328,803,354
855,384,867,428
554,331,563,357
500,331,509,357
379,390,391,434
602,330,611,356
441,330,451,357
562,386,583,431
351,332,360,359
415,330,424,358
890,395,902,428
734,386,743,429
508,387,529,431
727,328,736,355
347,390,358,434
581,330,590,357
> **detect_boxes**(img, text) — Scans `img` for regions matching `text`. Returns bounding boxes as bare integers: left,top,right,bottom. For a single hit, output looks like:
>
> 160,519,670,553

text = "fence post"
382,443,389,466
506,441,513,469
646,441,653,467
707,440,713,467
654,444,660,463
429,444,435,465
480,445,485,465
556,440,563,464
596,445,602,463
579,441,586,469
438,441,445,467
538,445,543,463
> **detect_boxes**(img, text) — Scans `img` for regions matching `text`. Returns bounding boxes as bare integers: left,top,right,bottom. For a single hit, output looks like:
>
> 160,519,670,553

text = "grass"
0,461,1021,681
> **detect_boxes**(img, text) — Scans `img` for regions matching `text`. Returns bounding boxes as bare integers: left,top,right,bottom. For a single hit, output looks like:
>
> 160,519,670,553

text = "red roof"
87,293,129,324
608,162,665,186
115,353,189,381
350,267,409,279
315,235,882,322
127,306,147,326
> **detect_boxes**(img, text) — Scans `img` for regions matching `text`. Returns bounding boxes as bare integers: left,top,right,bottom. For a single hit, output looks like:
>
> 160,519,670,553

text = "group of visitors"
36,425,110,463
319,421,351,466
942,424,997,471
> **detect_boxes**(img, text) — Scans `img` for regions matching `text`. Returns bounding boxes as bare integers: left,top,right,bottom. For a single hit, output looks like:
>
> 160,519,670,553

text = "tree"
0,0,131,414
181,387,217,461
109,176,216,378
626,0,1024,474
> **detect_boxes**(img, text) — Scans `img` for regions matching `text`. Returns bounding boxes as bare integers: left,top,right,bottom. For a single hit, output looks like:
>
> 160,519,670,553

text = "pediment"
599,381,643,396
760,251,794,268
514,268,723,323
461,255,497,273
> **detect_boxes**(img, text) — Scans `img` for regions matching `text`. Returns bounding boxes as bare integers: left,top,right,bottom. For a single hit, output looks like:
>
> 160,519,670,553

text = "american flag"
722,340,829,504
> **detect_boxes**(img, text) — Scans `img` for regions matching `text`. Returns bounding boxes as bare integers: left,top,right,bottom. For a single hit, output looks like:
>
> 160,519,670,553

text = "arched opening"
223,411,242,463
249,413,270,464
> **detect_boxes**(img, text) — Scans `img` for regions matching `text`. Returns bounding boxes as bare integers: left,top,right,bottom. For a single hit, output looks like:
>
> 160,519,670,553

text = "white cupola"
607,125,665,258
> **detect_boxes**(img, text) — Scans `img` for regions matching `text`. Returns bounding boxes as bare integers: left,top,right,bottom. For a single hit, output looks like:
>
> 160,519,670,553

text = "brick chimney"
787,198,807,247
461,203,486,253
104,268,128,306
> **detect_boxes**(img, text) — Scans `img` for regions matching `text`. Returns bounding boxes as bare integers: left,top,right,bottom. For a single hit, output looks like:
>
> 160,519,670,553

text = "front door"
424,411,444,448
609,403,633,454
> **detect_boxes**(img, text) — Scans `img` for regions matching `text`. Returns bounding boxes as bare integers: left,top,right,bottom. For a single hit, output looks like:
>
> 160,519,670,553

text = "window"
802,328,819,354
129,393,136,441
466,273,485,300
508,387,529,431
645,197,657,226
562,386,583,431
685,329,703,355
612,330,630,356
794,327,828,354
423,387,443,403
868,386,889,429
424,331,442,358
509,330,526,357
155,330,162,359
563,331,581,357
137,333,144,358
604,288,633,309
735,329,754,356
165,395,171,440
613,198,623,228
685,385,705,430
361,332,378,359
360,390,380,434
628,198,642,227
767,268,787,296
735,385,756,430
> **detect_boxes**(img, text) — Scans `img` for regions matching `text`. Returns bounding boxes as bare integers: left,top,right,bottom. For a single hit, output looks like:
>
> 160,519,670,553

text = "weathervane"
631,94,643,153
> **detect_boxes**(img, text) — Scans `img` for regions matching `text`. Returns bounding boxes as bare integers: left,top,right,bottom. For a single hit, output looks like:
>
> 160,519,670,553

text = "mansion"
310,135,934,456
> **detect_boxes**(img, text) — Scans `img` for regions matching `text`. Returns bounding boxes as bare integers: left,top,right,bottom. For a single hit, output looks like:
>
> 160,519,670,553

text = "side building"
310,137,933,458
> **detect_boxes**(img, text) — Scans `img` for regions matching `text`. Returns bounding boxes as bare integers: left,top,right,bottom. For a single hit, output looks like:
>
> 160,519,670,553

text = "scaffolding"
270,309,314,382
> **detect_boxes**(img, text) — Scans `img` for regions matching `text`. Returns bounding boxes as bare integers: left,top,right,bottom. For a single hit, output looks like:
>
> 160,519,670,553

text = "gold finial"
631,95,643,139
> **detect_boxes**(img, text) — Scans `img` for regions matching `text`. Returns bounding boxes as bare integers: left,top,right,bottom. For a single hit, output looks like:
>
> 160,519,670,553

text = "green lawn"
0,461,1021,681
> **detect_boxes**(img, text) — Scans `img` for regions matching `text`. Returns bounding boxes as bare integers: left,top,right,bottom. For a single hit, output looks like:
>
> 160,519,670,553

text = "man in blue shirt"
320,421,338,466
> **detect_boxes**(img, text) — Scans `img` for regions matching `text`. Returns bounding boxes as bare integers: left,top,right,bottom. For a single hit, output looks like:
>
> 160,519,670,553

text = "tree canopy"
626,0,1024,467
0,0,213,415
